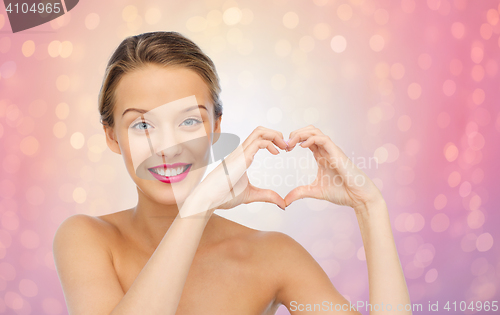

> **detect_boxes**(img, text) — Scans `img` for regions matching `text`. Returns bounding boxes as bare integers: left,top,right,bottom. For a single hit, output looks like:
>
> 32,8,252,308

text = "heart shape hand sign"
124,96,384,218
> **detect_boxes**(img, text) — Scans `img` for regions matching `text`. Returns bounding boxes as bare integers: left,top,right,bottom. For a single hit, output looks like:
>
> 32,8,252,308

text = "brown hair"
98,31,223,128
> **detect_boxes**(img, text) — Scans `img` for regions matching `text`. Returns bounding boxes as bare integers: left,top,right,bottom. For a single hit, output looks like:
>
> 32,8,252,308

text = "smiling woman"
52,31,412,315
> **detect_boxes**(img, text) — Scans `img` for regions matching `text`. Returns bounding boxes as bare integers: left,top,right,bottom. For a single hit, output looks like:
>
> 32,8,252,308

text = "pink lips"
148,163,192,183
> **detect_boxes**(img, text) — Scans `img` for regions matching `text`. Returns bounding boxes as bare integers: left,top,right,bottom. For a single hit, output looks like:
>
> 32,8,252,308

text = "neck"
130,186,219,249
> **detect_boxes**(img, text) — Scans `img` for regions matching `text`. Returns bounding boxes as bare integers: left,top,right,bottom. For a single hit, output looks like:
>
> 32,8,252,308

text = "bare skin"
53,64,411,315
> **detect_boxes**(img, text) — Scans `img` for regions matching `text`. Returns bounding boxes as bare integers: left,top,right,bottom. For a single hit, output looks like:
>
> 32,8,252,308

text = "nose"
154,128,182,160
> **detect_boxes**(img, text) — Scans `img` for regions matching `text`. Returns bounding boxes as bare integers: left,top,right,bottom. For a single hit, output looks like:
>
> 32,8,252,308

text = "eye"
180,118,202,127
131,121,154,130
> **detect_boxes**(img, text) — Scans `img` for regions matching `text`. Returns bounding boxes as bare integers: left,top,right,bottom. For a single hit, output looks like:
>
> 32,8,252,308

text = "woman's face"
104,64,221,206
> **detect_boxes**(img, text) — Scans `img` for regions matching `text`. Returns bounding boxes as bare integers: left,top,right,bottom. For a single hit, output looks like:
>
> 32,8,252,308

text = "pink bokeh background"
1,0,499,314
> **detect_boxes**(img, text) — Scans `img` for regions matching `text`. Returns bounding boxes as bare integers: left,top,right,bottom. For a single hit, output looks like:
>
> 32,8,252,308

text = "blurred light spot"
374,146,388,163
53,121,67,138
395,166,414,185
19,279,38,297
337,4,353,21
427,0,441,10
437,111,450,128
471,46,484,64
449,58,462,75
369,34,385,52
471,65,485,82
434,194,447,210
313,0,329,6
4,291,23,310
480,23,493,40
375,62,390,78
2,211,19,230
476,233,493,252
237,70,253,88
20,136,39,156
223,7,242,25
374,9,389,25
226,28,243,45
470,257,489,276
237,38,253,55
311,238,334,258
42,298,63,315
451,22,465,39
401,0,416,13
425,268,438,283
85,13,100,30
431,213,449,232
443,142,458,162
357,246,366,261
0,36,11,53
299,36,315,52
442,79,456,96
397,115,411,131
468,132,485,150
471,168,484,184
271,74,286,90
70,132,85,149
459,181,471,197
414,243,435,267
390,63,405,79
186,16,207,32
407,82,421,100
467,210,485,229
367,106,383,124
330,35,347,53
55,102,69,120
472,88,485,105
487,8,499,25
210,35,226,53
59,40,73,58
0,61,16,78
56,74,70,92
26,186,44,206
20,230,40,249
145,8,161,25
266,107,282,124
22,40,35,57
405,138,420,156
448,171,461,187
275,39,291,57
461,233,477,252
122,5,137,22
283,11,299,29
240,8,253,25
404,261,424,279
303,107,320,124
73,187,87,204
418,53,432,69
313,23,330,40
2,154,21,174
48,40,61,57
45,250,56,270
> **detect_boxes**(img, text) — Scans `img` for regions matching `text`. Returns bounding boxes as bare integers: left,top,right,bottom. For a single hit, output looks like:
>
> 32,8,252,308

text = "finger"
286,127,324,151
242,126,288,151
287,125,323,147
284,185,323,207
246,186,286,210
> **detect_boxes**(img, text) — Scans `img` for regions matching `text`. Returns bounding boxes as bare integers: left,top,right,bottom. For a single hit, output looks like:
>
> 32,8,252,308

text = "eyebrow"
122,104,208,117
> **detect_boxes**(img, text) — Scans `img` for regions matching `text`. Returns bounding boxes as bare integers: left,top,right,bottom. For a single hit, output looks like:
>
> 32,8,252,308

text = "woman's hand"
186,126,288,216
283,125,384,213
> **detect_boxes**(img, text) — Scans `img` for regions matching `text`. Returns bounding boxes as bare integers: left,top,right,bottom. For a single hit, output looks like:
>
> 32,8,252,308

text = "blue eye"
131,121,154,130
181,118,202,127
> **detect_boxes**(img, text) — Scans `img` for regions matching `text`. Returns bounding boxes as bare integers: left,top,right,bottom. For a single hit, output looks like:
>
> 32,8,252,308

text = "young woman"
53,31,412,315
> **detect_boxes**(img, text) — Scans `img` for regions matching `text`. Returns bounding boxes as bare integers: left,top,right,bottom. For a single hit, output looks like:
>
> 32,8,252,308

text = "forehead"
114,64,213,116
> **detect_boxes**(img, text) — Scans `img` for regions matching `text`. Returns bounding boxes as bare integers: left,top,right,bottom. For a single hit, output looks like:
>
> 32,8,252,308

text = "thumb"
284,185,321,207
245,185,286,210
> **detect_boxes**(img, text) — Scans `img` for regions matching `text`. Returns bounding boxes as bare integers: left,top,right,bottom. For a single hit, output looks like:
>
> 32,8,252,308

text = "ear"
103,125,121,155
212,114,222,144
